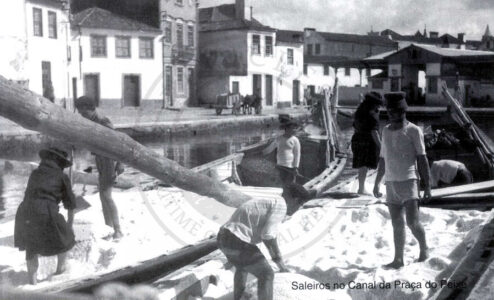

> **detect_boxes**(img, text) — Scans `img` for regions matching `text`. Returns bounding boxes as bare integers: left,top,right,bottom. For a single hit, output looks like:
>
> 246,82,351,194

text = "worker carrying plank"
75,96,124,240
217,183,315,300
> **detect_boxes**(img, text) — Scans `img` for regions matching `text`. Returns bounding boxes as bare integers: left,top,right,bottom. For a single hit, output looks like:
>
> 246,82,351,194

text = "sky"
199,0,494,40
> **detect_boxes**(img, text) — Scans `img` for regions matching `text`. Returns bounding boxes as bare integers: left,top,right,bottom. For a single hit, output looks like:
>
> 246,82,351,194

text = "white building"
70,7,163,109
0,0,71,104
198,0,305,108
275,30,304,107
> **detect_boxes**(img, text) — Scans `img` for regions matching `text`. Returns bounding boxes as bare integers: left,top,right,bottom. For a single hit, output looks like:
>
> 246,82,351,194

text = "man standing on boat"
217,183,314,300
75,96,124,239
373,92,432,269
263,118,301,187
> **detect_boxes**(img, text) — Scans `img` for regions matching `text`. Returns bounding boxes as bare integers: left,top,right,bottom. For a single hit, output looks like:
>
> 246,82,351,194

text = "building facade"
198,0,301,108
366,44,494,106
160,0,199,107
0,0,71,105
70,7,163,109
302,28,397,94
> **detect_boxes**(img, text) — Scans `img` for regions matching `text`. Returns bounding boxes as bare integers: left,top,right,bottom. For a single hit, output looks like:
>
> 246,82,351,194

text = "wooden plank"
0,287,94,300
38,238,218,294
430,180,494,199
0,75,251,208
191,153,244,173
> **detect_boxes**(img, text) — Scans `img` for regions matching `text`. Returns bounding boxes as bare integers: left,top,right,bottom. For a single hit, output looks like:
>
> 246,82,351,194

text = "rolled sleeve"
412,127,426,156
261,200,286,240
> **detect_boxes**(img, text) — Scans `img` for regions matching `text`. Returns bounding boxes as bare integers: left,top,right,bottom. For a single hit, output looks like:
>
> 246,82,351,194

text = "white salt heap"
0,177,492,300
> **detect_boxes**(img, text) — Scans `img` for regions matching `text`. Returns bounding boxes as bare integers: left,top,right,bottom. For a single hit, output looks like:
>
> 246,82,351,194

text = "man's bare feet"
54,265,67,275
417,250,429,262
383,260,404,269
113,230,123,240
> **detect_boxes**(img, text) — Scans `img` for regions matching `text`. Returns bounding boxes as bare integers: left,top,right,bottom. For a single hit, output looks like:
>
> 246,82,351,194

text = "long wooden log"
0,76,250,208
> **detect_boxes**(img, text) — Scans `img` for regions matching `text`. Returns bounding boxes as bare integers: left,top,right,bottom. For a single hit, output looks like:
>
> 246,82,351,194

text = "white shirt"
380,121,426,182
431,160,465,187
222,197,287,245
264,136,301,168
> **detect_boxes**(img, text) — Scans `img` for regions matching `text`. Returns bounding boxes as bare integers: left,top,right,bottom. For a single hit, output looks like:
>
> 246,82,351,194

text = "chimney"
457,33,465,43
429,31,439,38
235,0,245,20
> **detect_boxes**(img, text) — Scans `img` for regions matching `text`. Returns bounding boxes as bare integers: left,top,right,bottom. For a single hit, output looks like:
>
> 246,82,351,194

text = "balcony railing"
172,46,195,62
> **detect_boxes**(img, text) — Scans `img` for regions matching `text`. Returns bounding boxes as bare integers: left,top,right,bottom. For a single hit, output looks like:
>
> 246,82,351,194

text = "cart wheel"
216,108,223,115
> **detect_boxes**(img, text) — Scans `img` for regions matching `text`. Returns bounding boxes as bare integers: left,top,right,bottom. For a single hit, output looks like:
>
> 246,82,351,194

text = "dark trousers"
276,165,296,187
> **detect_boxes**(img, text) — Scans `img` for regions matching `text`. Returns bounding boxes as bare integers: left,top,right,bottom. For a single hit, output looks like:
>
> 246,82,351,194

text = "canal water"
1,114,493,222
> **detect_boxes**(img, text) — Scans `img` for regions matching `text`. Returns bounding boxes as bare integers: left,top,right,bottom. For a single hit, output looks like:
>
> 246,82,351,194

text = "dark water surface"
1,114,493,221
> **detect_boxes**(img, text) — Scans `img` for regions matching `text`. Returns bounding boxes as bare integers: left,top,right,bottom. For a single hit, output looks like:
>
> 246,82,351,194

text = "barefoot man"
373,92,431,269
75,96,124,239
217,183,314,300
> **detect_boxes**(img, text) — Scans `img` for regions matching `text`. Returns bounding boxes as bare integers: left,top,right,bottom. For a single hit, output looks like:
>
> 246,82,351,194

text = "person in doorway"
373,92,432,269
351,92,383,194
75,96,124,239
263,118,301,187
217,183,314,300
14,147,76,284
430,159,473,188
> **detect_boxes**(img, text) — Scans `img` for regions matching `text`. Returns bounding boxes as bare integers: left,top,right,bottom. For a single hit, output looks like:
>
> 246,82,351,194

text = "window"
265,36,273,56
165,66,172,97
33,8,42,36
307,44,313,55
187,25,194,47
139,37,154,58
176,23,183,49
315,44,321,55
372,80,383,89
303,64,308,75
115,36,131,58
177,67,184,93
428,77,438,94
232,81,239,94
91,35,107,57
252,35,260,54
345,67,351,76
323,65,329,76
164,21,172,43
391,78,400,92
287,48,294,65
48,11,57,38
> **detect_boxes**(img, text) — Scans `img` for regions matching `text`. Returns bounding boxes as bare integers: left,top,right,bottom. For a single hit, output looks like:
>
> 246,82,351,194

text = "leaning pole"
0,75,251,208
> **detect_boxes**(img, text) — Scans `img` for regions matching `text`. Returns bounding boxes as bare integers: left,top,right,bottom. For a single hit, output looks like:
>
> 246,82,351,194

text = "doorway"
293,80,300,105
265,75,273,106
188,68,195,105
83,74,100,106
123,75,140,107
252,74,262,96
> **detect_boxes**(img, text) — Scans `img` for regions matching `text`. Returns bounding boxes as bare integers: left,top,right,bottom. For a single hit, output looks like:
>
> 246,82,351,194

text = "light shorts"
385,179,419,206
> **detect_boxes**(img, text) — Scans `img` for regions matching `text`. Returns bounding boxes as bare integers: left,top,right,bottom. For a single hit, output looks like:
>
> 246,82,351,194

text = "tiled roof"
199,4,274,32
414,44,494,57
27,0,64,8
72,7,161,33
363,49,399,61
276,30,303,44
319,31,397,47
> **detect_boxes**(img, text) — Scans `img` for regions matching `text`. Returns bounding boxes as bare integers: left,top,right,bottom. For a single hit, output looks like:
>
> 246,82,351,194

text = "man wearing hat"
263,117,301,187
373,92,431,269
14,147,76,284
75,96,123,239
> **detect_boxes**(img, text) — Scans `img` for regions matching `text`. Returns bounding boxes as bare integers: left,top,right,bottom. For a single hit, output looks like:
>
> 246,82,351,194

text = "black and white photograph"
1,0,494,299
